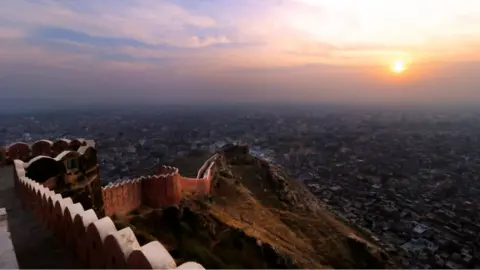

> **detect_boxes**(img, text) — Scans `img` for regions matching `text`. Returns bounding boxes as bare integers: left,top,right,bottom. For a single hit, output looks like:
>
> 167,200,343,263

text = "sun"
391,60,406,73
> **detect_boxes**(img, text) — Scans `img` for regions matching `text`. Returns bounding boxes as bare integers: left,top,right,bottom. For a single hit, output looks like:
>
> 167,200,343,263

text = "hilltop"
115,144,394,269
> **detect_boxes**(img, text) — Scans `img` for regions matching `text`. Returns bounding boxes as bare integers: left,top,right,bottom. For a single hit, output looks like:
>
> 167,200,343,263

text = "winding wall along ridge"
3,139,221,268
2,139,218,217
101,163,216,217
13,159,205,269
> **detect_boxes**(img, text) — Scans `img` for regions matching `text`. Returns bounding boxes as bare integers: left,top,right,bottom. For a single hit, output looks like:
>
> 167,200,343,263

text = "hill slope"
115,145,394,268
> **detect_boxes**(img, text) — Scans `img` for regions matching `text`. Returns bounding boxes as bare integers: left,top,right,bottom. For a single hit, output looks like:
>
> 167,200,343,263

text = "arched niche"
26,157,66,184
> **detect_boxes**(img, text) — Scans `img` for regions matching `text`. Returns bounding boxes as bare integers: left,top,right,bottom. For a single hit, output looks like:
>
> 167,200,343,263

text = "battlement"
101,162,217,217
7,139,105,216
3,137,218,203
157,165,179,176
3,139,218,217
180,159,215,195
102,177,143,217
12,159,204,269
0,138,95,166
4,138,218,268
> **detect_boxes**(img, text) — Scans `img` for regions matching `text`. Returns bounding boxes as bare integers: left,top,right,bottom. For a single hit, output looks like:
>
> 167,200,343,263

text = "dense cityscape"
2,104,480,269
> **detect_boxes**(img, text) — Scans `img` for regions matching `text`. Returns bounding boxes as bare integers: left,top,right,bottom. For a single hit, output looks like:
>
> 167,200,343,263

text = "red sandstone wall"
142,171,182,208
103,161,215,216
13,159,204,270
103,160,215,217
9,145,219,269
0,138,91,165
180,177,201,193
102,178,143,217
6,139,216,214
179,175,209,194
196,153,218,178
200,164,213,193
179,160,215,195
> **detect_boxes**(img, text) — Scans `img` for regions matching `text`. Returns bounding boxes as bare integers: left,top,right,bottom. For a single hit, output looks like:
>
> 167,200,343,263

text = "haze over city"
4,1,480,269
1,0,479,107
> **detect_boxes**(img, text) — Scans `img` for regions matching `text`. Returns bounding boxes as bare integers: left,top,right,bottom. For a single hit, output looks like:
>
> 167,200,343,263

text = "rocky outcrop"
211,144,393,269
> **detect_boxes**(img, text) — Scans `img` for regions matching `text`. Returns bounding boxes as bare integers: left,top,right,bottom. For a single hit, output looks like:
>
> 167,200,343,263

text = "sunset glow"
391,60,406,73
1,0,480,105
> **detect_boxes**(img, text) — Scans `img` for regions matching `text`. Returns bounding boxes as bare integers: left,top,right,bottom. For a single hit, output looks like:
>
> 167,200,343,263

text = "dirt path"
0,166,82,269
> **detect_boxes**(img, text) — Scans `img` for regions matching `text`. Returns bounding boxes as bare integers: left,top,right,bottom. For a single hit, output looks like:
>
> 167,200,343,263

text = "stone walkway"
0,166,81,269
0,207,18,269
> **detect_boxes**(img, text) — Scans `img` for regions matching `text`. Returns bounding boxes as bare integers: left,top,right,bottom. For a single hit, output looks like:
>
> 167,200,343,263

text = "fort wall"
180,159,215,195
7,140,105,217
13,159,204,269
1,138,90,165
142,167,183,208
2,140,219,217
101,161,217,216
102,178,143,217
3,138,220,267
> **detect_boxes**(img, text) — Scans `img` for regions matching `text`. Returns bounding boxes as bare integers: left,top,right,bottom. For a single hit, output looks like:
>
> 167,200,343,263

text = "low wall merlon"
103,177,142,189
12,159,204,269
1,138,93,166
158,165,179,175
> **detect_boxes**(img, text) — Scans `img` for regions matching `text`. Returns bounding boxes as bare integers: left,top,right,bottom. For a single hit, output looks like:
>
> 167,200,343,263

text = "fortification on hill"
1,139,392,269
1,138,215,269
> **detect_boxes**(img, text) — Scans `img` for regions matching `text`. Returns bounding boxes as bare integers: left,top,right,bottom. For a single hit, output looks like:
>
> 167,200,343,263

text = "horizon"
2,97,480,116
1,0,480,105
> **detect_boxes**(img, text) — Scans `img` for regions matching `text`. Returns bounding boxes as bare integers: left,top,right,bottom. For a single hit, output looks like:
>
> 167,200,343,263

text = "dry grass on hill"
204,154,390,269
114,147,392,269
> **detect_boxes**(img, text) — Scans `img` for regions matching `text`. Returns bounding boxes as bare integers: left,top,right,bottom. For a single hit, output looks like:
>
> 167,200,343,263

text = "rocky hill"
115,145,395,269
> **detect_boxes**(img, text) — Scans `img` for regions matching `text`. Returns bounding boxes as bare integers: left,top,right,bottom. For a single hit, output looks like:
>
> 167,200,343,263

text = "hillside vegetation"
114,145,394,269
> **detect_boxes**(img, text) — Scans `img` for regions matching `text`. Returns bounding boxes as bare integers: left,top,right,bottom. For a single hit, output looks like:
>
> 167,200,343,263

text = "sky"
1,0,480,106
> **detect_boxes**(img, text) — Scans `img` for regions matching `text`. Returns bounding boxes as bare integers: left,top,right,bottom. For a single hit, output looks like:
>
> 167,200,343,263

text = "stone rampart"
0,138,94,166
13,159,204,269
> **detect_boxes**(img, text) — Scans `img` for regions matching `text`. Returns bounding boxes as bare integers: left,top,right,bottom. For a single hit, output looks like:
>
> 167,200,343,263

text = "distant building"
413,223,428,234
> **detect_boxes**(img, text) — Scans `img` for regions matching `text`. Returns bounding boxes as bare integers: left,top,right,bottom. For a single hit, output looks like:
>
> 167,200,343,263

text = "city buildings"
2,105,480,268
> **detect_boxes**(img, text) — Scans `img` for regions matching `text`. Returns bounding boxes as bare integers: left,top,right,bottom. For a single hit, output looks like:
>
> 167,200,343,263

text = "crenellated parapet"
6,138,220,268
144,166,182,207
180,154,217,195
5,137,220,216
12,139,103,216
102,166,183,216
102,177,144,217
0,138,94,166
12,159,204,269
180,163,214,195
100,159,219,217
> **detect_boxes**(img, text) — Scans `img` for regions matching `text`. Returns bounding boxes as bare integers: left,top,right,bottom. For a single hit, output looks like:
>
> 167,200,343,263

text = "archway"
26,157,66,184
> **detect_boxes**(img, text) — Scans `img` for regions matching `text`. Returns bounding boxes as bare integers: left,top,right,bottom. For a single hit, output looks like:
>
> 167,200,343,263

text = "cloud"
189,35,230,48
1,0,480,105
30,27,151,48
0,0,219,46
0,27,25,39
2,0,480,64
